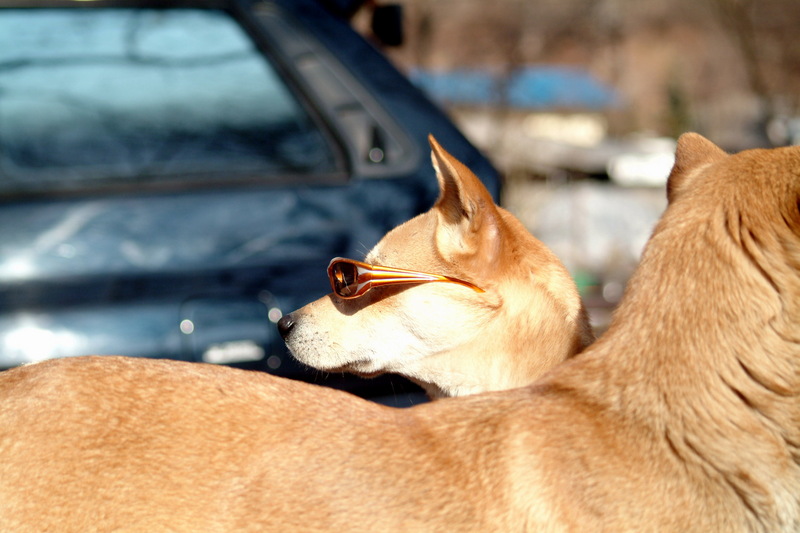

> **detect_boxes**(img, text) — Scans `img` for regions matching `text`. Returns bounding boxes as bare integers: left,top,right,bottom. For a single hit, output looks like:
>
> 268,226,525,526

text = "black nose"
277,313,296,339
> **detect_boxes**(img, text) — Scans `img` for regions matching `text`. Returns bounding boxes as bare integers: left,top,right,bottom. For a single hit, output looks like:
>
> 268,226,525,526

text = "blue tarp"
410,66,619,110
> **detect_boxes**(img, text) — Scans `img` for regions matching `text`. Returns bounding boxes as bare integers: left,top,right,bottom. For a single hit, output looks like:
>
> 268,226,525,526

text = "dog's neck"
398,337,531,400
610,203,800,408
402,278,592,400
557,201,800,525
403,347,535,399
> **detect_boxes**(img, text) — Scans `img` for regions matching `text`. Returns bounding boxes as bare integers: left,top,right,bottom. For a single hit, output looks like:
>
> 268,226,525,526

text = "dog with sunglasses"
278,135,595,398
2,134,800,531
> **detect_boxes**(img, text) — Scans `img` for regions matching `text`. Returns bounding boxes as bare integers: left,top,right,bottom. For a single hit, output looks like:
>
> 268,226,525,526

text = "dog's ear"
666,133,727,204
428,134,501,268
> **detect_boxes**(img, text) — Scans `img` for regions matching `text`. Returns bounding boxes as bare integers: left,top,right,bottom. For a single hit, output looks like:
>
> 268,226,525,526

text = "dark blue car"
0,0,500,401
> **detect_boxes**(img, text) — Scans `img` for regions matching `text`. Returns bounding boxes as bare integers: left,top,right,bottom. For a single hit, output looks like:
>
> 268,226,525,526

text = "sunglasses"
327,257,484,299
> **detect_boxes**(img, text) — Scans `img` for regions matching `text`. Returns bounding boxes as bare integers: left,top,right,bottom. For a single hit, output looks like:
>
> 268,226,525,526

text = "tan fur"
1,133,800,531
281,135,593,398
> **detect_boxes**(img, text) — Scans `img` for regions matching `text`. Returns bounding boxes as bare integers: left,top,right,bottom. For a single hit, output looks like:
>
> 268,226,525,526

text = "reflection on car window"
0,8,338,191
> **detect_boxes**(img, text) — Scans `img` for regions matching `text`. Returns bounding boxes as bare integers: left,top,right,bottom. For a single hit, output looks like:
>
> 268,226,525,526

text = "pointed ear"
428,134,502,266
666,133,727,204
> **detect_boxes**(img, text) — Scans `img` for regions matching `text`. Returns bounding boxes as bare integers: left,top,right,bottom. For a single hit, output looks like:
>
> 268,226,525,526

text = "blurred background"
379,0,800,149
354,0,800,328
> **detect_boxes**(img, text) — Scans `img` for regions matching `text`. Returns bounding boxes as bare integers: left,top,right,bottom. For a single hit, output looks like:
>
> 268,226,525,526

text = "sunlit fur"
1,134,799,531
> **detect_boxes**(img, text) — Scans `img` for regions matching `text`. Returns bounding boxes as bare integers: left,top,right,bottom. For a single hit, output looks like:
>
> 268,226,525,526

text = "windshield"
0,8,338,192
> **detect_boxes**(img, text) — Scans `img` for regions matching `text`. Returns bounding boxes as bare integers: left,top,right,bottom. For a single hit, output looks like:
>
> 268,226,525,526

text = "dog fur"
1,133,799,531
279,135,594,398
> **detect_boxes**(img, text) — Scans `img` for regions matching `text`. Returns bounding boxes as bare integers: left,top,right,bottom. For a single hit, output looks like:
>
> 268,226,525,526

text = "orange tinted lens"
331,261,359,297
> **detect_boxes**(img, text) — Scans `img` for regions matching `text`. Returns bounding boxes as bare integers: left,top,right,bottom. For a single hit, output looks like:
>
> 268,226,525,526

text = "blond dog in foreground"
1,133,799,531
280,136,593,398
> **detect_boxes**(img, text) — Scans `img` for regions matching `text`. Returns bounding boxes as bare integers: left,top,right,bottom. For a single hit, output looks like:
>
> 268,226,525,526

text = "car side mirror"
371,4,403,47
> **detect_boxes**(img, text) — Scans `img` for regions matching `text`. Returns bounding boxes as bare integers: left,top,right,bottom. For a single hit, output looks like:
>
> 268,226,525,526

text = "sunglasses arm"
361,266,484,293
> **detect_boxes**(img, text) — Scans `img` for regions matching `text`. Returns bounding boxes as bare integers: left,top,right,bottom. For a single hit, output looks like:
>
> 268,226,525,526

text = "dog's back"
0,356,529,531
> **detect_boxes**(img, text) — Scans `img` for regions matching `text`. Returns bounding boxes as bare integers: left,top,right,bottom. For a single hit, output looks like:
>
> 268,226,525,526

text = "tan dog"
279,135,593,398
1,133,800,532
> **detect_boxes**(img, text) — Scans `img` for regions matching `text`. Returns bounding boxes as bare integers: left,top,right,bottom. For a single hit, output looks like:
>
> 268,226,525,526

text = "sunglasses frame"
327,257,484,299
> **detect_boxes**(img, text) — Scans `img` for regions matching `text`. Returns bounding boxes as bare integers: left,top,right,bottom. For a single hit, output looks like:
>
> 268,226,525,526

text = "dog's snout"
277,313,296,339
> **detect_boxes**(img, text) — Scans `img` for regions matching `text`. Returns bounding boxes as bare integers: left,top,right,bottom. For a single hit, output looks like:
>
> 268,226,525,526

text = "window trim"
248,2,421,179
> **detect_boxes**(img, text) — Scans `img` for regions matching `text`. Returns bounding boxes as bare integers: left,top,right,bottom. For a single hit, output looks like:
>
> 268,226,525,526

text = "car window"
0,8,339,192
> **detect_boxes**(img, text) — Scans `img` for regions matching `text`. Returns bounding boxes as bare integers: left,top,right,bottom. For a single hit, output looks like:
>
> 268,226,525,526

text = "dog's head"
609,134,800,384
659,133,800,299
279,135,592,397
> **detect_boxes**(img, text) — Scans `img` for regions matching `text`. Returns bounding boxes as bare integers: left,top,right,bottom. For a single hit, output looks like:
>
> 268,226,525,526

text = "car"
0,0,500,404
